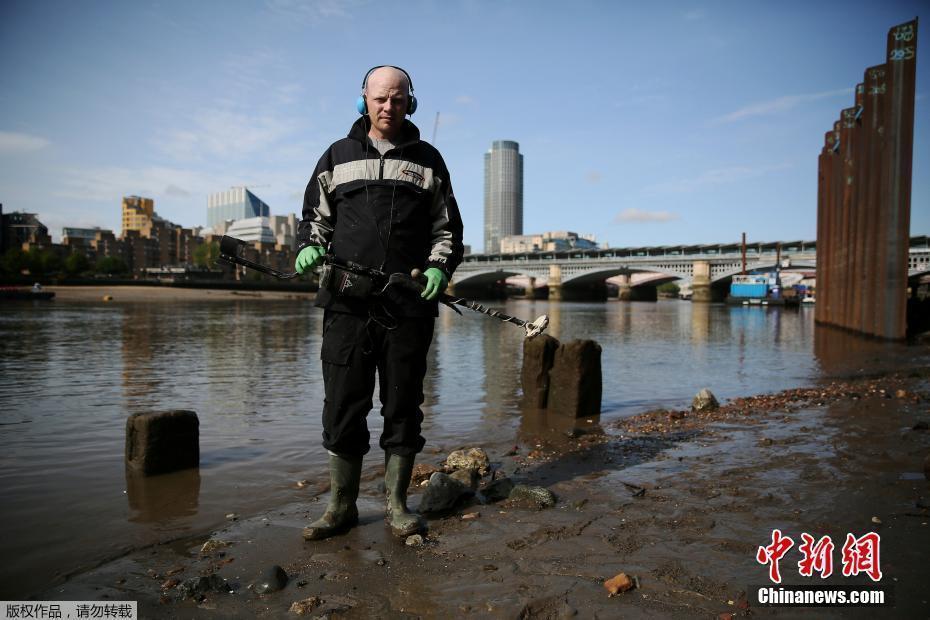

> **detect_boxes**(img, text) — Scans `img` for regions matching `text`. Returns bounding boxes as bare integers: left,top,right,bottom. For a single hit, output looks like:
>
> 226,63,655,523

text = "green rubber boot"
384,452,427,538
302,453,362,541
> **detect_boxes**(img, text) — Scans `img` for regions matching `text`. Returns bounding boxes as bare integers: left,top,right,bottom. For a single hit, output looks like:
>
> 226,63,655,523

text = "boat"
0,286,55,301
726,274,799,307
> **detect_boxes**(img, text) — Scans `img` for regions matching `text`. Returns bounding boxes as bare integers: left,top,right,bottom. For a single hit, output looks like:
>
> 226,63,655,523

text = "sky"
0,0,926,252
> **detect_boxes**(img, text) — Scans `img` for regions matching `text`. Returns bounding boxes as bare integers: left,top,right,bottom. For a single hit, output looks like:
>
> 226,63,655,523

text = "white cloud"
0,131,50,153
156,109,300,163
643,163,793,195
264,0,365,22
455,95,475,105
712,88,853,124
615,208,678,223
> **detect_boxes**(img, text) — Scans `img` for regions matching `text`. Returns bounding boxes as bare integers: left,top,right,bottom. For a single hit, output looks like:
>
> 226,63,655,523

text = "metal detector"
216,235,549,339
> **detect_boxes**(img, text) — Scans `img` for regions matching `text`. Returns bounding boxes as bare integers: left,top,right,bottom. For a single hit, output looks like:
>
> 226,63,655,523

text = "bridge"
452,236,930,301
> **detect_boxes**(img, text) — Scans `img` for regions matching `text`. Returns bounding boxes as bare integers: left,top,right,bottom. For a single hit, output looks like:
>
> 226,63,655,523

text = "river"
0,297,919,597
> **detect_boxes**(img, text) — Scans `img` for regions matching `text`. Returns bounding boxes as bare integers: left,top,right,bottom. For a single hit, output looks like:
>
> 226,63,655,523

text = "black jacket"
297,116,464,317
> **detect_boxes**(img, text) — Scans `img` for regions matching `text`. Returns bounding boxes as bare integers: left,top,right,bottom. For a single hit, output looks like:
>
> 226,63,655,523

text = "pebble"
225,513,238,521
508,485,557,508
296,480,310,489
462,512,480,520
254,565,289,594
289,596,322,615
871,516,882,525
200,539,232,554
405,534,424,547
604,572,635,595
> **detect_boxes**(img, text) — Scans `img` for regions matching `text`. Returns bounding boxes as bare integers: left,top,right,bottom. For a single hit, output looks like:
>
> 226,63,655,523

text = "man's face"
364,68,409,141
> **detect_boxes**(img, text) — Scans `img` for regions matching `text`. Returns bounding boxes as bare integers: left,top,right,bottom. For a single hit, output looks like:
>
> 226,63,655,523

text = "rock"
176,574,232,600
668,410,686,421
604,572,635,596
125,410,199,476
521,334,560,408
445,448,490,476
418,472,468,514
449,468,479,492
517,596,577,619
871,516,882,525
405,534,424,547
508,485,557,509
225,513,238,521
289,596,322,615
200,539,232,554
481,477,515,503
411,463,440,485
548,340,602,418
296,479,310,488
254,565,289,594
692,388,720,412
462,512,480,520
895,389,908,399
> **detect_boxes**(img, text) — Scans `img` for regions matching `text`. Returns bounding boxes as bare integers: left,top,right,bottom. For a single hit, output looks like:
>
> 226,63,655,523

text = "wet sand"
44,285,315,303
38,366,930,618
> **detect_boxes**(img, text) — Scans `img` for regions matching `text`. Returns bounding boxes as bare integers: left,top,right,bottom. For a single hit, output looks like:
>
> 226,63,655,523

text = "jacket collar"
348,116,420,149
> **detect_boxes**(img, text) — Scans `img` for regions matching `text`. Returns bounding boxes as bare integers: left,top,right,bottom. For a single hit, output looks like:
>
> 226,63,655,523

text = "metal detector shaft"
217,235,300,280
399,270,549,338
439,293,549,338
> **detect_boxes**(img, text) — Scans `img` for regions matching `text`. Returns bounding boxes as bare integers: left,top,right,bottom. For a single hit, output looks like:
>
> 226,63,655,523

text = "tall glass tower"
483,140,523,253
207,187,270,229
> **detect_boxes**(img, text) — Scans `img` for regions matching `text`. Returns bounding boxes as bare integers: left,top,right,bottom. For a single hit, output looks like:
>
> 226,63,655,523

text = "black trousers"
320,310,434,457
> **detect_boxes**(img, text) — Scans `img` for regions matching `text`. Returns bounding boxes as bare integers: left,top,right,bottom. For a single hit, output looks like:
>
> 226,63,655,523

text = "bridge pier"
548,265,562,301
524,276,537,299
691,260,712,302
616,274,632,301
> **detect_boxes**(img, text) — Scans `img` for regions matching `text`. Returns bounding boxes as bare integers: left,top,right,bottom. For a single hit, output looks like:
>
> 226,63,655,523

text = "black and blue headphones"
356,65,417,116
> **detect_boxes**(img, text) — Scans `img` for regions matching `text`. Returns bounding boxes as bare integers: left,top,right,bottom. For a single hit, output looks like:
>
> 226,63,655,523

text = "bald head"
363,66,413,140
364,66,410,96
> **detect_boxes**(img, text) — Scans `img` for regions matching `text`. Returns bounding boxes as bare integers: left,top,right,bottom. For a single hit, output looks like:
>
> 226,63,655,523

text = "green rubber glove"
421,267,448,300
295,246,325,274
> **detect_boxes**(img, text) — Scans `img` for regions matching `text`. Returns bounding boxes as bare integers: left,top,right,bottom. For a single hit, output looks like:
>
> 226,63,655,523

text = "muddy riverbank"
37,364,930,618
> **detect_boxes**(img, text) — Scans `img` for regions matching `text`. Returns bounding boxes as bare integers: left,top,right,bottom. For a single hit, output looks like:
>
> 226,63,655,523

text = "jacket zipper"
379,156,384,180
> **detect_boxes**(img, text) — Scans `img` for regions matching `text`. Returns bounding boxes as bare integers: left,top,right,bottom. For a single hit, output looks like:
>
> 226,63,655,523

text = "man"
295,66,464,540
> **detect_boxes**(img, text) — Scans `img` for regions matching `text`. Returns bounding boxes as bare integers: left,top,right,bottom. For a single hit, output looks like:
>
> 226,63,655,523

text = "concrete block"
521,334,560,408
548,340,602,418
125,410,200,476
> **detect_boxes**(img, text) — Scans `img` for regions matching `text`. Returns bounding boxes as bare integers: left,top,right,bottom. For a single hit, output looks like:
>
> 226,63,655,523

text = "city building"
499,231,598,254
224,217,277,245
121,196,154,235
1,205,52,252
484,140,523,253
268,214,298,248
207,187,270,230
62,227,112,244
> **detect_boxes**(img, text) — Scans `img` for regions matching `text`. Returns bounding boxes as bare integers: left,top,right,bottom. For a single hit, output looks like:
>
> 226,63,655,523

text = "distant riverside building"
499,231,598,254
207,187,270,230
1,205,51,252
225,217,277,245
62,227,112,243
121,196,154,235
484,140,523,253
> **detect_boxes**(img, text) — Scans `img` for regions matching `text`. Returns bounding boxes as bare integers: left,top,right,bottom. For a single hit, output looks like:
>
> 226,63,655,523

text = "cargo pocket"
320,312,359,366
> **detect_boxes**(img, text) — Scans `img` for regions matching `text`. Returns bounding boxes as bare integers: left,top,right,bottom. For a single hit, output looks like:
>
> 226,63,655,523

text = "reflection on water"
126,467,200,524
0,298,925,597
